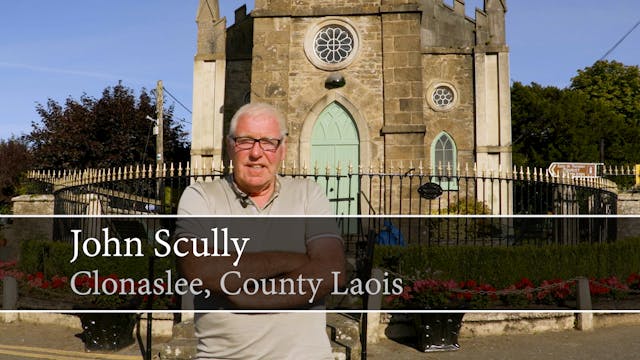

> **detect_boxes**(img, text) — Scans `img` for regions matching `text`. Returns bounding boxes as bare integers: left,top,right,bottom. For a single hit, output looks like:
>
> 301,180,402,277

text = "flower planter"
77,312,136,352
413,312,464,352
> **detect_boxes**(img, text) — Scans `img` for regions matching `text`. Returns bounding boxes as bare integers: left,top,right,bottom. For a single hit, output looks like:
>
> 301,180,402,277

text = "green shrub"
374,237,640,287
19,239,175,280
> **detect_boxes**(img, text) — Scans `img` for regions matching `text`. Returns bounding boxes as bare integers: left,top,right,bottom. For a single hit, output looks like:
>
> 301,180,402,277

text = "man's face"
228,113,285,195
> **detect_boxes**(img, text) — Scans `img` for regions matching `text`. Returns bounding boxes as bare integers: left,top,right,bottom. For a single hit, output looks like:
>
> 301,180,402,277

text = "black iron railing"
28,163,618,245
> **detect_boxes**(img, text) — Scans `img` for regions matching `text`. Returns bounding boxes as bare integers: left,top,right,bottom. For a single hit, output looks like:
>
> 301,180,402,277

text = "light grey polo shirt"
175,175,339,360
177,175,334,216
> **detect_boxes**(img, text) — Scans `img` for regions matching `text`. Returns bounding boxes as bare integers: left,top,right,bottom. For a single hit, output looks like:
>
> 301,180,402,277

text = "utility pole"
156,80,164,166
149,80,163,358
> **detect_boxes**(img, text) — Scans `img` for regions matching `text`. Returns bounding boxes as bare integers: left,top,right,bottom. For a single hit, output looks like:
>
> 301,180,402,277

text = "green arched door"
310,102,359,216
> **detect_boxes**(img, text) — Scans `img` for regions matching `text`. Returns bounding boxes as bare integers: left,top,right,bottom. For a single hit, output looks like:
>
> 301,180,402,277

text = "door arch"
310,102,359,215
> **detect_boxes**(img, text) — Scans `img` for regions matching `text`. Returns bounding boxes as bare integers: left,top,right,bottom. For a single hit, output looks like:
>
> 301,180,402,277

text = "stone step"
157,314,364,360
327,313,362,360
156,337,197,360
156,319,196,360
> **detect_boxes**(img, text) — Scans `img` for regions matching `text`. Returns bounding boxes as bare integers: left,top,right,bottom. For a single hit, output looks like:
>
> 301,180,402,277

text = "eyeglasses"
232,136,283,152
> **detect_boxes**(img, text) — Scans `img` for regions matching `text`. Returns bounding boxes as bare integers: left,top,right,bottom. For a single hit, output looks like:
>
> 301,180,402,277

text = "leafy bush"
19,239,175,282
374,237,640,287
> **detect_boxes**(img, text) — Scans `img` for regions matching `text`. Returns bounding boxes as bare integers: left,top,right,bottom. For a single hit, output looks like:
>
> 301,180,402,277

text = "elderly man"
176,102,345,359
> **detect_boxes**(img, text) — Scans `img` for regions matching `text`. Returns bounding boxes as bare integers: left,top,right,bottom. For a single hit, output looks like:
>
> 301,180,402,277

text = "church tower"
191,0,512,214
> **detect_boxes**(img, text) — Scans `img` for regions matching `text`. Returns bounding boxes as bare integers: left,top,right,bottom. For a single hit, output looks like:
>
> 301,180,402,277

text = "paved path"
1,320,640,359
0,321,150,360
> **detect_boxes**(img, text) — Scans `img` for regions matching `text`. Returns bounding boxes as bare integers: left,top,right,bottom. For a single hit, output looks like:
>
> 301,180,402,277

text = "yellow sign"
636,164,640,186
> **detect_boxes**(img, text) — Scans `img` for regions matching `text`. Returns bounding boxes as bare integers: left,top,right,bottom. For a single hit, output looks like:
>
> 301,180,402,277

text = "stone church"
190,0,512,212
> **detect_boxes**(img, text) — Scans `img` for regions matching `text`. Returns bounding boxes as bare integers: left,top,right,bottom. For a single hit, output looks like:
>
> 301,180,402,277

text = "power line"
162,86,192,114
599,18,640,61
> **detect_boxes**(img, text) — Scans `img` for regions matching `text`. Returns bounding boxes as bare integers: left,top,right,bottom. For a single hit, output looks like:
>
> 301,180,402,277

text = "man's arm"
176,239,309,293
224,235,346,309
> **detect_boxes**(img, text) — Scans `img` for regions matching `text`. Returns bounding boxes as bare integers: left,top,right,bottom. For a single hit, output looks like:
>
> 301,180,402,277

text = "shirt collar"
227,175,281,209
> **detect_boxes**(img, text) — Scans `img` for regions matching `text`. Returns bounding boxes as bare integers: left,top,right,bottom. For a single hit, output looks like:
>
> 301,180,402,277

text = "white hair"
228,102,288,138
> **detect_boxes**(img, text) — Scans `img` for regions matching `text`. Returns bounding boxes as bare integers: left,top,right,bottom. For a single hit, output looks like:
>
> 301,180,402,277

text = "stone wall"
0,195,54,263
422,53,475,164
223,5,253,152
617,191,640,239
382,11,424,166
251,13,386,168
11,195,54,216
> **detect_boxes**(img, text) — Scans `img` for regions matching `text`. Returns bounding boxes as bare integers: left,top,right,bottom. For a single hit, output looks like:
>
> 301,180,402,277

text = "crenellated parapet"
251,0,507,52
418,0,507,52
474,0,507,50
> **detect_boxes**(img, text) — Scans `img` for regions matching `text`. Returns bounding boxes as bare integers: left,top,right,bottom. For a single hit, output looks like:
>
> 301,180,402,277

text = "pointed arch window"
431,132,458,190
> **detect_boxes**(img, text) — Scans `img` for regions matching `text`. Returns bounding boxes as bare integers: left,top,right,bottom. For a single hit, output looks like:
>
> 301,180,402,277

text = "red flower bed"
385,273,640,310
0,260,176,310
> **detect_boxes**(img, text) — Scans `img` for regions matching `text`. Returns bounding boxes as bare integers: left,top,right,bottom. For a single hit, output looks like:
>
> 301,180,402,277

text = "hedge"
18,239,175,280
373,237,640,287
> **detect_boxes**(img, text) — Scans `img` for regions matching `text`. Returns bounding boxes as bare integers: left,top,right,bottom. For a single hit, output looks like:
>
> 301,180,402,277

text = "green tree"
511,82,624,168
0,137,34,212
571,60,640,164
28,82,189,169
571,60,640,127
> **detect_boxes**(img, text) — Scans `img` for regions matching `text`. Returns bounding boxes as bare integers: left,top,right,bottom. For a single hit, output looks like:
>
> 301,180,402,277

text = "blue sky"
1,0,638,140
